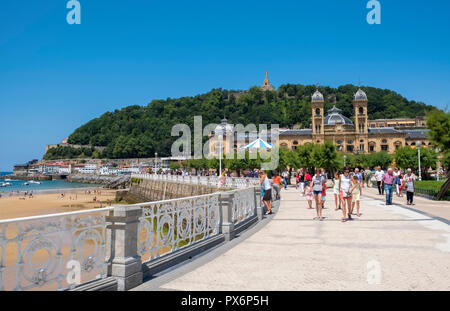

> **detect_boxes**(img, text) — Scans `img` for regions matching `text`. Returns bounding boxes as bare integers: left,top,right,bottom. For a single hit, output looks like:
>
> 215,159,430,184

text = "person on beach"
311,169,325,221
304,183,314,209
332,171,341,210
258,171,273,215
403,169,416,205
339,167,352,222
351,174,362,217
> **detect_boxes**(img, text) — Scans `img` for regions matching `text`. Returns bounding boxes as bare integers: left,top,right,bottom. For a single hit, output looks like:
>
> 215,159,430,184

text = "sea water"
0,172,102,194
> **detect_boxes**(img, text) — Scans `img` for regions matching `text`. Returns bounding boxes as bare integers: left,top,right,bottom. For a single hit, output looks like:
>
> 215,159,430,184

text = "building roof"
402,129,430,139
311,90,324,102
215,118,234,135
368,127,402,134
354,88,368,101
324,106,353,125
280,129,313,136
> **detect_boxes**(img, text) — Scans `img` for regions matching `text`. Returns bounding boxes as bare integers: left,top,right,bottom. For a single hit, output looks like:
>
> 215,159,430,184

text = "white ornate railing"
131,193,221,263
132,173,259,189
0,208,112,291
232,188,256,225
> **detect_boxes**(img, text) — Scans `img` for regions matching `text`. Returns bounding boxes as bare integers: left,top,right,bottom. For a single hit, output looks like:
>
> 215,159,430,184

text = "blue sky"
1,0,449,171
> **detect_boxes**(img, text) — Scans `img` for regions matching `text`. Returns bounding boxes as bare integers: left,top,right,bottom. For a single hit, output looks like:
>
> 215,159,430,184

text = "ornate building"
279,88,431,153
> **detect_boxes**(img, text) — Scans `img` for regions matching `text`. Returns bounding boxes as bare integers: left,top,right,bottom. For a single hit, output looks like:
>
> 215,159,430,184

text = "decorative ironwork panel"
232,188,256,225
0,209,111,291
137,193,220,262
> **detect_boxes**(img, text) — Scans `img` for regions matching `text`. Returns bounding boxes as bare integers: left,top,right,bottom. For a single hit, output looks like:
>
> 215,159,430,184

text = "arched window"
382,139,387,144
315,108,321,116
336,140,343,145
359,107,364,114
347,140,353,145
293,140,299,145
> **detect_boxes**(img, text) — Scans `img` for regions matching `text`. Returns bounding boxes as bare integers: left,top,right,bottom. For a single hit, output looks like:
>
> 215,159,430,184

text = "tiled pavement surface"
134,187,450,291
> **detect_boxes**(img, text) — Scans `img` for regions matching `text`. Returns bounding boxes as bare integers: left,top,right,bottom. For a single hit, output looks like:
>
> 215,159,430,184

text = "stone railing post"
105,206,143,291
254,186,263,220
219,191,235,241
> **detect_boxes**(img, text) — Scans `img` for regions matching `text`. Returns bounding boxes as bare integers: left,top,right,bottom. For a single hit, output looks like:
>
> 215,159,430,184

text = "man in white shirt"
374,166,385,195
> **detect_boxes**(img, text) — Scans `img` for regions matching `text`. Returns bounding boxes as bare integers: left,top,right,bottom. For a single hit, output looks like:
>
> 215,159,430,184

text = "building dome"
311,90,324,102
215,118,234,135
354,88,368,101
324,106,353,125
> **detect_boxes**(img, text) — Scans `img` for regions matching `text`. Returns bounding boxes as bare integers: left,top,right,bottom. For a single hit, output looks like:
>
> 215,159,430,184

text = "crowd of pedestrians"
255,165,419,222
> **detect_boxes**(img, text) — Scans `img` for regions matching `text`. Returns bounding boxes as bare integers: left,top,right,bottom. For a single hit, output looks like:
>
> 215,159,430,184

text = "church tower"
260,71,275,91
353,88,368,134
311,89,325,140
353,88,369,153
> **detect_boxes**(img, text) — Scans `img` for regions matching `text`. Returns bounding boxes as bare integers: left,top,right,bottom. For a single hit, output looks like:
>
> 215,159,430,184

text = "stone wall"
123,178,218,203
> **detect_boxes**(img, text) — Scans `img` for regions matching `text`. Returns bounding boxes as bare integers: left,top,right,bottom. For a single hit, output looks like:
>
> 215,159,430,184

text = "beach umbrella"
240,138,273,150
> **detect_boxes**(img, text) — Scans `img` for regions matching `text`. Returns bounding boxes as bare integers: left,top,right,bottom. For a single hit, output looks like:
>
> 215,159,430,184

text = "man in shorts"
259,170,273,215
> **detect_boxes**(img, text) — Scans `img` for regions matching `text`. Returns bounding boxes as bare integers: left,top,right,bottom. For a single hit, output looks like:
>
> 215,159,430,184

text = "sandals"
341,218,347,222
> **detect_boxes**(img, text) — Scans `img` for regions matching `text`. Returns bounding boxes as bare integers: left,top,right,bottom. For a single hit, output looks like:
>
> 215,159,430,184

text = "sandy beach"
0,188,117,220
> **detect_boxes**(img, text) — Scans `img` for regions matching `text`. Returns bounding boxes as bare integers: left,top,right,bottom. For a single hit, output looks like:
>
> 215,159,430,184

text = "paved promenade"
134,186,450,291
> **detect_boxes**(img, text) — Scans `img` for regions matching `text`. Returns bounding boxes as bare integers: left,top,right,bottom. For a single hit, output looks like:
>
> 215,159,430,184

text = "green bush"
414,180,450,200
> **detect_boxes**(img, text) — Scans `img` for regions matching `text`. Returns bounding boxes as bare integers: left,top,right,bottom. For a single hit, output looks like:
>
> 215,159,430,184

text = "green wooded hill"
46,84,437,160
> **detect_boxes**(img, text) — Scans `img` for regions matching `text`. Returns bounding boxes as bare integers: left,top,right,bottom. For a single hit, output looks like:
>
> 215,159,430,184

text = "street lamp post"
416,141,422,181
219,134,223,177
154,152,158,175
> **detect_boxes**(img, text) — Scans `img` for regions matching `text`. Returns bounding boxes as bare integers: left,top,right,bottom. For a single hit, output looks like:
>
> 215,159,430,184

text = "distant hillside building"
45,138,105,155
260,71,275,91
